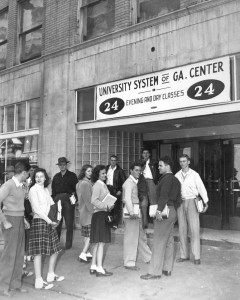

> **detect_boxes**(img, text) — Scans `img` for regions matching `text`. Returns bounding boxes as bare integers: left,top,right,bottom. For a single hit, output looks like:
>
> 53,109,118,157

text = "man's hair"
14,162,31,174
30,165,39,170
129,161,142,171
78,164,93,180
159,156,174,171
179,154,191,162
141,148,151,155
110,155,118,160
91,165,106,183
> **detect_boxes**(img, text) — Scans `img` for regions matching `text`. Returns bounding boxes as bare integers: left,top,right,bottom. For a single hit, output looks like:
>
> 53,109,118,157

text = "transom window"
19,0,43,63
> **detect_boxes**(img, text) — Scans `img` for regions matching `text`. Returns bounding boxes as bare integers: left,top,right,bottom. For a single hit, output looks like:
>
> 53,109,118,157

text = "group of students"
0,151,209,296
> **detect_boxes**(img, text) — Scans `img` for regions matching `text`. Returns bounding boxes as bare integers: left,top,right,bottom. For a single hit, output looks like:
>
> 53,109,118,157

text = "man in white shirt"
175,154,208,265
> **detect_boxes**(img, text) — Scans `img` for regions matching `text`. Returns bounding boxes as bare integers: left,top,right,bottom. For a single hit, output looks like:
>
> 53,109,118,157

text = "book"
149,204,169,219
102,193,117,207
195,196,204,213
123,204,140,218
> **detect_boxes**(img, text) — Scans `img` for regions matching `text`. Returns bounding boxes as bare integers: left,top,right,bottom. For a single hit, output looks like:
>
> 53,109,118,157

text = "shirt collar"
130,175,138,184
97,179,105,185
181,168,192,177
12,176,23,188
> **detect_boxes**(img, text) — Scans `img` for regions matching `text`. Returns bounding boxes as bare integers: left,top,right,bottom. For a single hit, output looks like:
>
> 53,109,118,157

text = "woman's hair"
91,165,106,183
29,168,50,189
78,164,93,180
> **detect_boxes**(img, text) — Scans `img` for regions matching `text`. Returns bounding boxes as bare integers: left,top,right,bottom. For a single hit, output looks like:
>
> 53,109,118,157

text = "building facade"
0,0,240,230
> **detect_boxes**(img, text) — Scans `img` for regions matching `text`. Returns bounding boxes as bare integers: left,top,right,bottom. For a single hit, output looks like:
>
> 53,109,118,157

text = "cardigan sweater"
76,178,94,226
122,176,140,215
91,180,109,213
0,178,25,223
29,183,54,224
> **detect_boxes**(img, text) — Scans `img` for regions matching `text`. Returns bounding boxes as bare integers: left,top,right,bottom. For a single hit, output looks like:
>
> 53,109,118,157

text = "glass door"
199,140,222,229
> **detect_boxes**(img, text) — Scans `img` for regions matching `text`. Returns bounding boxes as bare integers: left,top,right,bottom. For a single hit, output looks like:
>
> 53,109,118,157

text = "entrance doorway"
151,138,240,231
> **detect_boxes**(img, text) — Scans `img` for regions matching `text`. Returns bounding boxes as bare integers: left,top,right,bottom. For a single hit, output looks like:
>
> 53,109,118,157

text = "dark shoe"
0,290,11,297
22,270,34,278
10,288,28,293
96,270,113,277
194,259,201,265
112,225,118,230
140,274,161,280
124,266,140,271
176,258,189,263
89,269,96,275
162,270,171,276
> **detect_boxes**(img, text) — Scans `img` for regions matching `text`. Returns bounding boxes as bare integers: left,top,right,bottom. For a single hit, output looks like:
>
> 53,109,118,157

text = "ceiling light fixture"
174,124,183,128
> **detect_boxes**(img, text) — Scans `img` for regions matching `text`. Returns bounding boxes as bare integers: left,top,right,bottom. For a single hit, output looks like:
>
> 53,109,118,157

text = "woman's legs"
82,237,90,254
96,242,105,269
48,253,58,274
34,255,42,279
91,243,98,269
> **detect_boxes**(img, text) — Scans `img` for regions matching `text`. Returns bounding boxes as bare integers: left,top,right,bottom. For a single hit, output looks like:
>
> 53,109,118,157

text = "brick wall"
44,0,71,55
0,0,8,11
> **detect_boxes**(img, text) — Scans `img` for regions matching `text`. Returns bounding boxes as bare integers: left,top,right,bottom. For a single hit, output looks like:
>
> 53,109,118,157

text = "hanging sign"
96,56,230,120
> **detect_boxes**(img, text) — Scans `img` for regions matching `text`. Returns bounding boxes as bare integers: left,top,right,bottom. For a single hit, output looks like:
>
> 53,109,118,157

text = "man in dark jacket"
52,157,78,250
106,155,126,229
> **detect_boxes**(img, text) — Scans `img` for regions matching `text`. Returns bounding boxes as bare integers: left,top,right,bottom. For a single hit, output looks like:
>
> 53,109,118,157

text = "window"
29,99,40,128
80,0,115,41
19,0,43,62
0,9,8,70
76,88,95,122
132,0,180,24
0,99,40,133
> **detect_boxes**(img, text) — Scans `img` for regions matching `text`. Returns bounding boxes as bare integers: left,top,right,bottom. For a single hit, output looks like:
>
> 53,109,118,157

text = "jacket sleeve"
51,175,57,199
122,181,134,215
0,185,9,223
156,176,173,211
195,173,209,204
29,188,52,224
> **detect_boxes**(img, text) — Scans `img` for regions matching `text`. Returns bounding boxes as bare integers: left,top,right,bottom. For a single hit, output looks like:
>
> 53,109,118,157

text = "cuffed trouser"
148,206,177,276
145,179,157,205
0,216,25,291
123,218,152,267
56,193,75,249
177,199,200,260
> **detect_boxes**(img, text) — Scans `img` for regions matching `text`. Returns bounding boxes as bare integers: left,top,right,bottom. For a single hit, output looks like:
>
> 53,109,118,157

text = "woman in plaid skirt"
28,168,64,290
76,164,94,263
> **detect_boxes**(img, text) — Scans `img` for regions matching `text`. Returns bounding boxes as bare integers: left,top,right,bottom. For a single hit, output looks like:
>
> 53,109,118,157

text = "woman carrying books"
76,164,94,263
90,165,114,277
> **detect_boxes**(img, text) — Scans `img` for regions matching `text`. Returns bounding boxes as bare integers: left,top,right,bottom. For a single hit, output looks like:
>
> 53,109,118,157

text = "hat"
3,165,15,174
56,157,70,165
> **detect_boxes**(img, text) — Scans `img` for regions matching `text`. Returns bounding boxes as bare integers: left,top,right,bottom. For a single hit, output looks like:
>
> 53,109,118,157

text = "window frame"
0,7,8,70
0,99,40,134
17,0,43,63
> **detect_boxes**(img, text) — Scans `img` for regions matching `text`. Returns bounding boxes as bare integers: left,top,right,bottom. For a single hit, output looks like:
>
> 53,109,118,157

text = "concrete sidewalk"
0,228,240,299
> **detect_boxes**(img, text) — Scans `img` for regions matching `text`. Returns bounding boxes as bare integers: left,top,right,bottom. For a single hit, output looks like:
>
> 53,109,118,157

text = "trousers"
149,206,177,276
177,199,200,260
56,193,75,249
145,179,157,205
123,218,152,267
0,216,25,291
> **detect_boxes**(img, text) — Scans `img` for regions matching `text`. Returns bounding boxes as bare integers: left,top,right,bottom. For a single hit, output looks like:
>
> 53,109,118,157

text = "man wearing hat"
52,157,78,250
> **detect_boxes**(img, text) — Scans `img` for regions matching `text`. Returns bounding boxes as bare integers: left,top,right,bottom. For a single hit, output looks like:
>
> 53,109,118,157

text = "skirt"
28,218,61,256
81,224,91,238
90,211,111,243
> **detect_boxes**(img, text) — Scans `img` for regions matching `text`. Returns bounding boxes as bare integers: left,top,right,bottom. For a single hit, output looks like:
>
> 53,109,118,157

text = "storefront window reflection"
0,135,38,185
